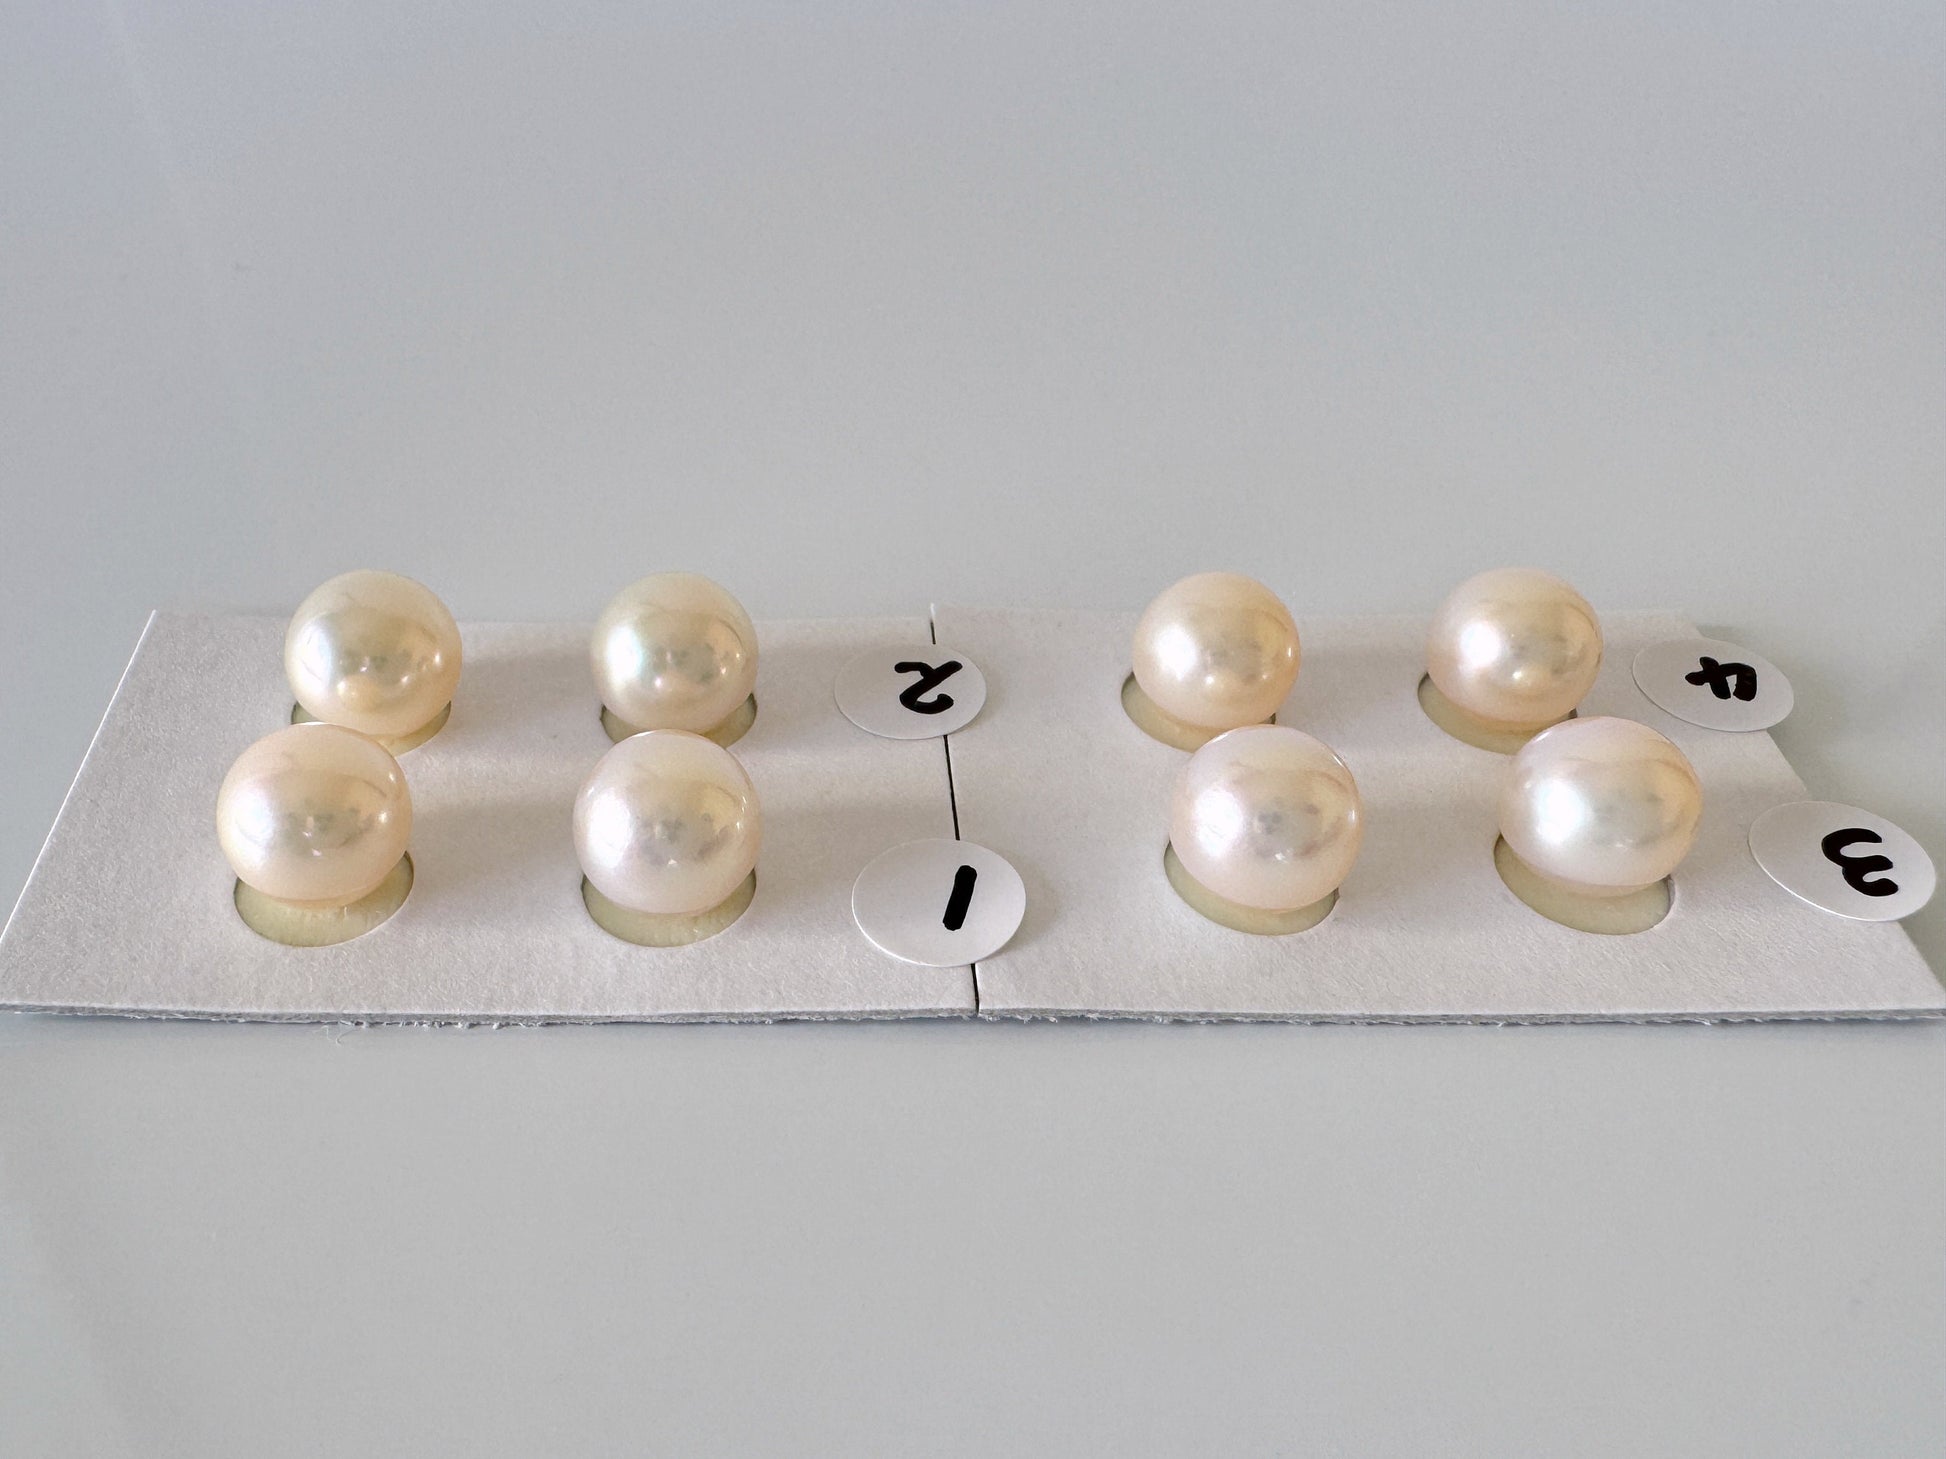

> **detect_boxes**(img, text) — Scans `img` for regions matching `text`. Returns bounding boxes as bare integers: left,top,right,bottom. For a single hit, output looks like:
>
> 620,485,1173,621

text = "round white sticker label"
835,647,988,739
1748,801,1936,922
1632,638,1793,732
851,838,1026,967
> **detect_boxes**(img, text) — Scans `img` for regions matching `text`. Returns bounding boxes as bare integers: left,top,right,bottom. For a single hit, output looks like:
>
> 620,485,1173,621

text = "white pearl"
1499,716,1703,896
1171,725,1363,912
216,724,413,906
591,574,758,734
1132,572,1301,733
1426,568,1602,732
574,731,762,916
284,570,463,740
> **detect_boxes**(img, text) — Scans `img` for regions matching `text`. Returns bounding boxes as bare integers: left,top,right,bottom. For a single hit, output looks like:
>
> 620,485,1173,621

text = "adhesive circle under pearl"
216,722,415,946
292,700,452,754
1166,724,1362,934
591,573,759,746
582,870,758,948
284,570,462,748
601,696,757,749
1122,675,1276,752
572,730,761,946
1415,676,1575,754
1492,837,1669,935
1494,716,1702,934
234,855,415,947
1128,572,1300,746
1423,567,1602,744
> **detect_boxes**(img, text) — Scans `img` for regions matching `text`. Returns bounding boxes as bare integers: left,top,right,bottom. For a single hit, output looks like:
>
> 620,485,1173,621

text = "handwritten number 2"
895,660,963,715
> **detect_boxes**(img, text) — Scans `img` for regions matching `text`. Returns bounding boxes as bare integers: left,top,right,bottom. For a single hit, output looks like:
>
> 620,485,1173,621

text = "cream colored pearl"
285,570,462,740
216,724,413,906
1132,572,1301,733
1499,716,1703,896
1426,568,1601,733
1171,725,1363,912
574,731,762,916
591,574,758,734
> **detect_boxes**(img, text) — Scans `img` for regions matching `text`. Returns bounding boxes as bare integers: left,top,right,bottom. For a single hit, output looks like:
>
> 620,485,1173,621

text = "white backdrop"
3,4,1941,1454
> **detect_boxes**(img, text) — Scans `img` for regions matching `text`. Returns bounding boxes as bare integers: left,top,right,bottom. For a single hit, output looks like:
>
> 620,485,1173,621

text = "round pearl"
1171,724,1363,912
591,574,758,734
1499,716,1703,896
1132,572,1301,733
1425,568,1602,733
574,731,762,916
216,723,413,906
285,570,463,740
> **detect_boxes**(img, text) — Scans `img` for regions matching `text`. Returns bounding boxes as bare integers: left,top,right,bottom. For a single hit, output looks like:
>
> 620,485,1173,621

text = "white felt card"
935,606,1946,1023
0,613,972,1022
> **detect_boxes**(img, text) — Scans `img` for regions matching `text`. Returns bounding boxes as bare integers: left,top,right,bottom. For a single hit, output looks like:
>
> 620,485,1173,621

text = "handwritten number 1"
943,865,978,930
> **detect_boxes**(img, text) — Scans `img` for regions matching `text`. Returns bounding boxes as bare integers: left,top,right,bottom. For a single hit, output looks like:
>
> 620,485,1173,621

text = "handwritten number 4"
1686,656,1758,702
1681,661,1759,704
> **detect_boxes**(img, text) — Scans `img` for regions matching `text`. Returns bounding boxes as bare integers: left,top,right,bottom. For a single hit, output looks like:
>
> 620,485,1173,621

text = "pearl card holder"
938,605,1943,1024
0,605,1938,1025
0,612,970,1022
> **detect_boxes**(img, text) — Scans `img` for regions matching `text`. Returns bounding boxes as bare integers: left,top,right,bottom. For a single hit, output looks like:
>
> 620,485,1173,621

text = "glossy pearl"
1426,568,1601,732
1171,725,1362,912
574,731,761,916
284,570,462,740
1132,572,1301,733
1499,716,1703,896
216,724,413,906
591,574,758,734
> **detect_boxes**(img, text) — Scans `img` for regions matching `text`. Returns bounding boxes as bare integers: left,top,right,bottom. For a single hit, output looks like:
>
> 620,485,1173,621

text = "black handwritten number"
1685,655,1758,702
1820,829,1900,898
894,660,963,715
943,865,978,931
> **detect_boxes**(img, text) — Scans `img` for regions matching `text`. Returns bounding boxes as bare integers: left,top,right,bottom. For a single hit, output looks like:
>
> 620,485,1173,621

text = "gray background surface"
3,3,1942,1454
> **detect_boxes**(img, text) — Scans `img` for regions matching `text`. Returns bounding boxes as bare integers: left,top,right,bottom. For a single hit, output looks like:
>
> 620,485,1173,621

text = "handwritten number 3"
1820,829,1900,898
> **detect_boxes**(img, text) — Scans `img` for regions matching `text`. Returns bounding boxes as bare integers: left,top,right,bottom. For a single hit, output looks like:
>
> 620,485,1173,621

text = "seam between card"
930,605,977,1014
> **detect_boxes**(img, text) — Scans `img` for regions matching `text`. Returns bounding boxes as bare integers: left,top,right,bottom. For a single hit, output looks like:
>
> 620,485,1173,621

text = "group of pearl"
1131,568,1704,936
215,562,1706,948
215,569,765,946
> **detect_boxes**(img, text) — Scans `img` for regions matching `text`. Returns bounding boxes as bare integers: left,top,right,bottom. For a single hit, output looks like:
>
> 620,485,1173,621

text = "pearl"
216,723,413,907
1499,716,1702,897
1170,724,1362,914
591,574,759,738
285,570,462,742
573,730,761,916
1130,572,1301,737
1425,568,1602,734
